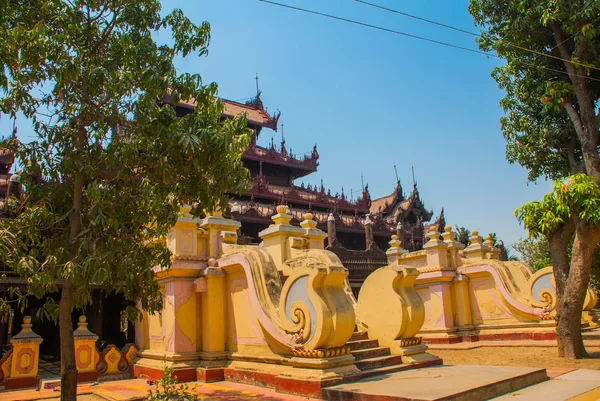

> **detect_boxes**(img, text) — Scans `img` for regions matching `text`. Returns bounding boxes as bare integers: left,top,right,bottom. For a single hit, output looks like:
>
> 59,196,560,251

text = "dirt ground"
431,347,600,370
35,395,108,401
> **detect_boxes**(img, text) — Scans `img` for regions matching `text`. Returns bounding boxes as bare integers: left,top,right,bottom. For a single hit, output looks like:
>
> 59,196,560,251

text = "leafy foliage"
470,0,600,358
147,364,199,401
469,0,600,181
0,1,251,328
515,174,600,237
455,226,471,247
512,236,600,291
512,237,552,271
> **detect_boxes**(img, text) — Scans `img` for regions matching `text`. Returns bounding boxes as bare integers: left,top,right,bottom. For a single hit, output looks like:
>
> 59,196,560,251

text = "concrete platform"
322,365,547,401
494,369,600,401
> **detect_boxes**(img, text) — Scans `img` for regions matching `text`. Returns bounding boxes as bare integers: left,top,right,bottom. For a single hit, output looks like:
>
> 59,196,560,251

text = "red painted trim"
133,365,196,382
422,336,461,344
224,368,278,388
77,370,99,383
5,375,39,390
276,376,340,399
422,332,556,344
196,367,224,383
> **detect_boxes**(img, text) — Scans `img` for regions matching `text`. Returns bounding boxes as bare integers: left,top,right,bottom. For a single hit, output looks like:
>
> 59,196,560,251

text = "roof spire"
411,165,417,188
255,73,260,97
394,163,399,185
361,173,365,191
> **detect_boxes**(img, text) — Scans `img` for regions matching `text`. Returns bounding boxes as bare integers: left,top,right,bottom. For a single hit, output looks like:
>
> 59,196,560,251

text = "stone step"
322,365,548,401
351,346,390,361
349,331,368,341
354,355,404,371
357,363,415,380
346,338,380,351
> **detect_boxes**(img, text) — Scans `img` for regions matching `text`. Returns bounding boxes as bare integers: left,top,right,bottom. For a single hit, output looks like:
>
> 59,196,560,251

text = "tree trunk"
62,156,84,399
554,222,599,358
59,282,77,401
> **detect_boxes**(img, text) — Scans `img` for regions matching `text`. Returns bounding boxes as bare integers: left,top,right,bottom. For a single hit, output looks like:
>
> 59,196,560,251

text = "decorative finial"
276,204,288,214
300,212,318,230
484,235,494,248
365,215,372,225
231,202,241,213
444,225,452,232
328,213,335,222
77,315,89,330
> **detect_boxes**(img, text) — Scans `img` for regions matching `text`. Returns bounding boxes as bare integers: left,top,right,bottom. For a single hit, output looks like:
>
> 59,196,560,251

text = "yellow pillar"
200,265,226,357
484,235,501,260
441,225,465,268
6,316,42,389
201,209,241,259
73,315,100,383
463,230,491,260
452,275,475,333
419,227,457,341
300,212,327,249
386,235,408,265
259,205,305,275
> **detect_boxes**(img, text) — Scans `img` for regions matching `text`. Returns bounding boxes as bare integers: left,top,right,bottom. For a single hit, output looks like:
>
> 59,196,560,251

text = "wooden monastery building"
0,92,445,356
174,93,445,294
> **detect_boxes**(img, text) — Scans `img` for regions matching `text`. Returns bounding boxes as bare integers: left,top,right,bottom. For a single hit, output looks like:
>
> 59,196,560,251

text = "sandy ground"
431,347,600,370
37,396,108,401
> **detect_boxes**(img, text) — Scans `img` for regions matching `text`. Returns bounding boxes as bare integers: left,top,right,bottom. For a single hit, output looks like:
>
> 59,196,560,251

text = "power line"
354,0,478,37
354,0,600,72
257,0,600,83
257,0,494,57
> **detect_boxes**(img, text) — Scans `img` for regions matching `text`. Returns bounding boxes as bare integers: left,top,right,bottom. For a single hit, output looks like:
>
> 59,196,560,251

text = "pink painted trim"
218,253,294,349
460,265,543,317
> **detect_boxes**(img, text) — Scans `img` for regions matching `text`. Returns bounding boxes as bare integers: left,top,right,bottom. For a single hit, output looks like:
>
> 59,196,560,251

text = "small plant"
147,364,199,401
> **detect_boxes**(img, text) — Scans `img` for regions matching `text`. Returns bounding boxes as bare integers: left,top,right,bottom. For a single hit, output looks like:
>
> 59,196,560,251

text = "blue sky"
0,0,552,249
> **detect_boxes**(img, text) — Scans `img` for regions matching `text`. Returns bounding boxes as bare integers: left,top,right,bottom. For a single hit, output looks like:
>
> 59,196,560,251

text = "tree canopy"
0,0,251,398
469,0,600,182
469,0,600,358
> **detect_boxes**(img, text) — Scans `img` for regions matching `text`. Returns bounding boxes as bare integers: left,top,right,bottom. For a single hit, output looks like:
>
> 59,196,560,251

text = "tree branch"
562,99,585,138
550,22,578,79
566,134,585,174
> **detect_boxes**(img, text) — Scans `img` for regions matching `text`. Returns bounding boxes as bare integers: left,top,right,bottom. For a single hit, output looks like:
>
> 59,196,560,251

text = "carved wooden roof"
228,200,392,236
169,95,280,131
241,175,371,214
370,182,433,224
243,143,318,176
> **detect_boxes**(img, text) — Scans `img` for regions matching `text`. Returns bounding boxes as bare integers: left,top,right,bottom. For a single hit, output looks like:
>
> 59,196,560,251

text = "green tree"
516,175,600,358
0,1,251,399
455,226,471,247
470,0,600,359
512,237,552,271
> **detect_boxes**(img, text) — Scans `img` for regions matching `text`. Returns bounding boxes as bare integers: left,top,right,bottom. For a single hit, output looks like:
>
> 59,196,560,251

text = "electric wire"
258,0,494,57
354,0,600,72
257,0,600,83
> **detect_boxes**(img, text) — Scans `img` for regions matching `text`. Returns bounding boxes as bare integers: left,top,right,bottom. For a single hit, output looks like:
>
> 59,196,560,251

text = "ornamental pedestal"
5,316,42,389
73,315,100,383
